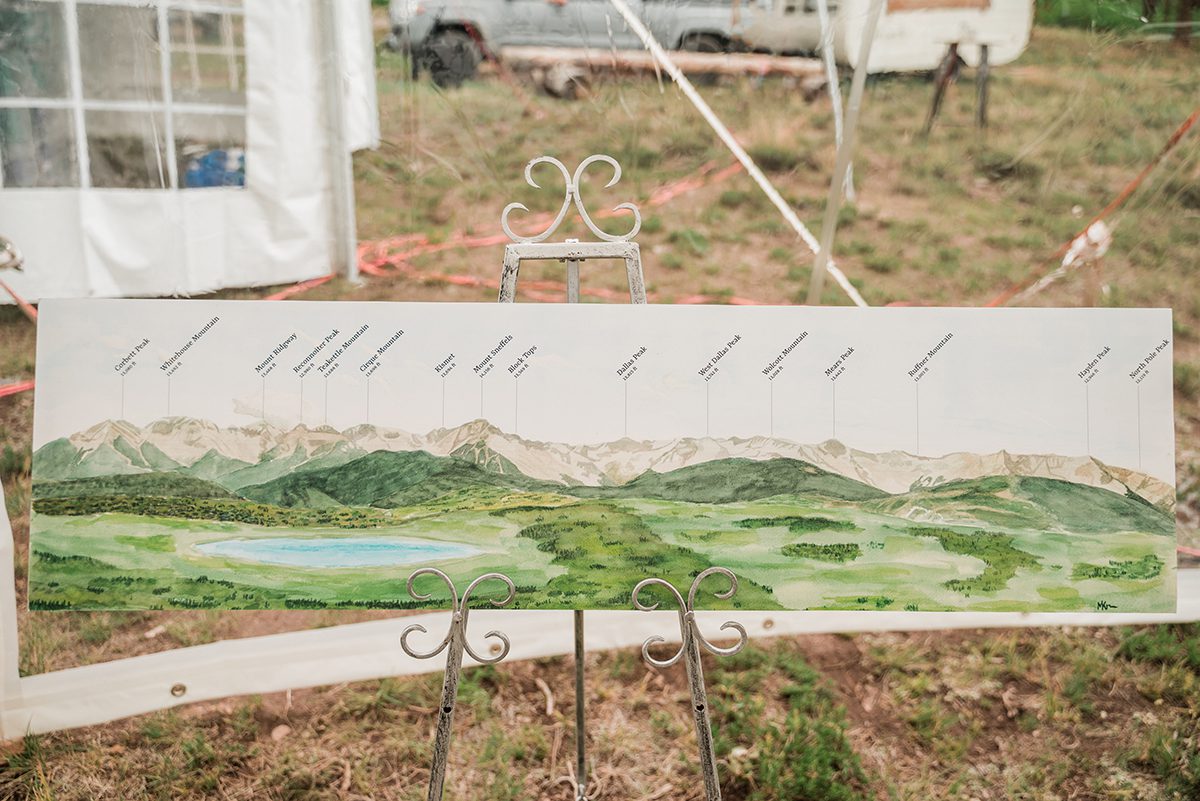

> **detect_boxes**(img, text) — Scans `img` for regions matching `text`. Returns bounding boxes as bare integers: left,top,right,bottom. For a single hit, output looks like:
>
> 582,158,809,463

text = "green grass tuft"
668,227,711,257
1118,624,1200,672
1176,362,1200,401
712,643,871,801
746,144,812,174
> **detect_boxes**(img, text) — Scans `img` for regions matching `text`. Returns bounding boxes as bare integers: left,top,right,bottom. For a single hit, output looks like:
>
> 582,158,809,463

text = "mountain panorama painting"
29,300,1177,612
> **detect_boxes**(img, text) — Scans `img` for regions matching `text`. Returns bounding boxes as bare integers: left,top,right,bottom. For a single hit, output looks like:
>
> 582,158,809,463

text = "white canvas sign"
29,300,1176,612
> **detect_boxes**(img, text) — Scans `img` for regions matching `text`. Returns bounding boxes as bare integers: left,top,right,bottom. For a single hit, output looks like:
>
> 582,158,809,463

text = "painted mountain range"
34,416,1174,511
30,415,1177,612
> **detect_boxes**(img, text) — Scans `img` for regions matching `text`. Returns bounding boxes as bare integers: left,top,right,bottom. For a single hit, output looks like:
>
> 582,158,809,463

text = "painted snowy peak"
35,416,1174,509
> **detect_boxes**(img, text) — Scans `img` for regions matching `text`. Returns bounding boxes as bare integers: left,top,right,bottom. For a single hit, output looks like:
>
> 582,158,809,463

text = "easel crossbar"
504,241,639,261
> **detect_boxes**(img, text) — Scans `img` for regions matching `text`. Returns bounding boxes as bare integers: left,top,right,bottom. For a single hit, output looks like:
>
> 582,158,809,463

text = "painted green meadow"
29,442,1176,612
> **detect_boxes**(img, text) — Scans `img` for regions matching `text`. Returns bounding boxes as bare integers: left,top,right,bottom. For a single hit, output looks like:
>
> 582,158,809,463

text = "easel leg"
566,259,581,304
401,570,516,801
683,619,723,801
633,569,748,801
976,44,990,130
499,246,521,302
624,248,647,304
574,610,589,800
427,626,465,801
923,43,959,136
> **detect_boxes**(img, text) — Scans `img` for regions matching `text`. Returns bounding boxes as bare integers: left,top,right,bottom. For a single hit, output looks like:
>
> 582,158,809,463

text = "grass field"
1,20,1199,801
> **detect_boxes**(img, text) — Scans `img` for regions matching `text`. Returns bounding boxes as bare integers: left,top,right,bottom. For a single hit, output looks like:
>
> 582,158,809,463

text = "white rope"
605,0,868,307
1011,221,1113,304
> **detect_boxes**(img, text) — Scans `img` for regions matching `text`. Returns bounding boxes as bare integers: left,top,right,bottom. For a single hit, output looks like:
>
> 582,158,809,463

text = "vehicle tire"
680,33,726,54
679,33,726,85
420,29,482,89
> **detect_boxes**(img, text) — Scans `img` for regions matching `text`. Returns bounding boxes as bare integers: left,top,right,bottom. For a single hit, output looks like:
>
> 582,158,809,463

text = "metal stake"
400,569,516,801
573,609,588,800
633,568,748,801
976,44,990,129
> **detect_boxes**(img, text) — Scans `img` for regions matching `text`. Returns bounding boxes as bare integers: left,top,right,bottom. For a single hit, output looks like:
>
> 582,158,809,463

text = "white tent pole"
317,0,359,283
64,0,91,189
806,0,884,305
604,0,867,308
156,1,179,190
816,0,854,204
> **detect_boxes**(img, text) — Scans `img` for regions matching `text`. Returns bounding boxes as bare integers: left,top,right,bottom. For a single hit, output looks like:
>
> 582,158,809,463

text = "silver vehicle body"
388,0,763,57
389,0,1032,73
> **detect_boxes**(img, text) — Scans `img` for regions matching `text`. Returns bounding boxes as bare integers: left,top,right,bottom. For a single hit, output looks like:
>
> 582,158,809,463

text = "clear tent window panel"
0,0,246,190
0,107,77,187
85,108,168,189
78,3,163,102
168,9,246,106
0,2,71,99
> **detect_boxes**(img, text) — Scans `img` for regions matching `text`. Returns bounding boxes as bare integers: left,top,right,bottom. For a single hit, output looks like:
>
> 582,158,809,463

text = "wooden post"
976,44,990,129
923,43,959,137
499,46,823,78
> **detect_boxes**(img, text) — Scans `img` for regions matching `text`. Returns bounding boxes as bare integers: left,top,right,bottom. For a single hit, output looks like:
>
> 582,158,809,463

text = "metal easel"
497,154,746,801
401,568,517,801
633,568,748,801
498,154,646,306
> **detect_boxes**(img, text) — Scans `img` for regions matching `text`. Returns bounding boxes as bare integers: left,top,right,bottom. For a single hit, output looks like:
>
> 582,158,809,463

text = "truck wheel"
420,29,482,89
680,33,726,54
679,33,726,84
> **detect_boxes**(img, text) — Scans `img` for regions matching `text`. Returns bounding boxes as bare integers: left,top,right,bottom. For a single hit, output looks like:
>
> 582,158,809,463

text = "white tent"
0,0,378,300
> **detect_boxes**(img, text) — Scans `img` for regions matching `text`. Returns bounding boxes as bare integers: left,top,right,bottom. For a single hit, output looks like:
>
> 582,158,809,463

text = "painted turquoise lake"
195,537,480,568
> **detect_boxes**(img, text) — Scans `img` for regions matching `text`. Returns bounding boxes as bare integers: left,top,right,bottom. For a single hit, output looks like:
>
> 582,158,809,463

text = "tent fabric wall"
0,0,378,302
338,0,381,153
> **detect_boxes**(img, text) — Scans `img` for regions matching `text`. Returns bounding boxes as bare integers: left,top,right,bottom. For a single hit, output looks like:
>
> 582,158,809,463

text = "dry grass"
1,629,1198,800
1,22,1199,801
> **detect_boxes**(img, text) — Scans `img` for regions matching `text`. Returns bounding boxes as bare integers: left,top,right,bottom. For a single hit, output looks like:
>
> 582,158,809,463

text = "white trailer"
742,0,1033,72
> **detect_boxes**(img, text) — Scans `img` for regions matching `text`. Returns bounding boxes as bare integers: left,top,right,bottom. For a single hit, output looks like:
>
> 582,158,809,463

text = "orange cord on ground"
0,379,34,399
0,278,37,322
986,107,1199,307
